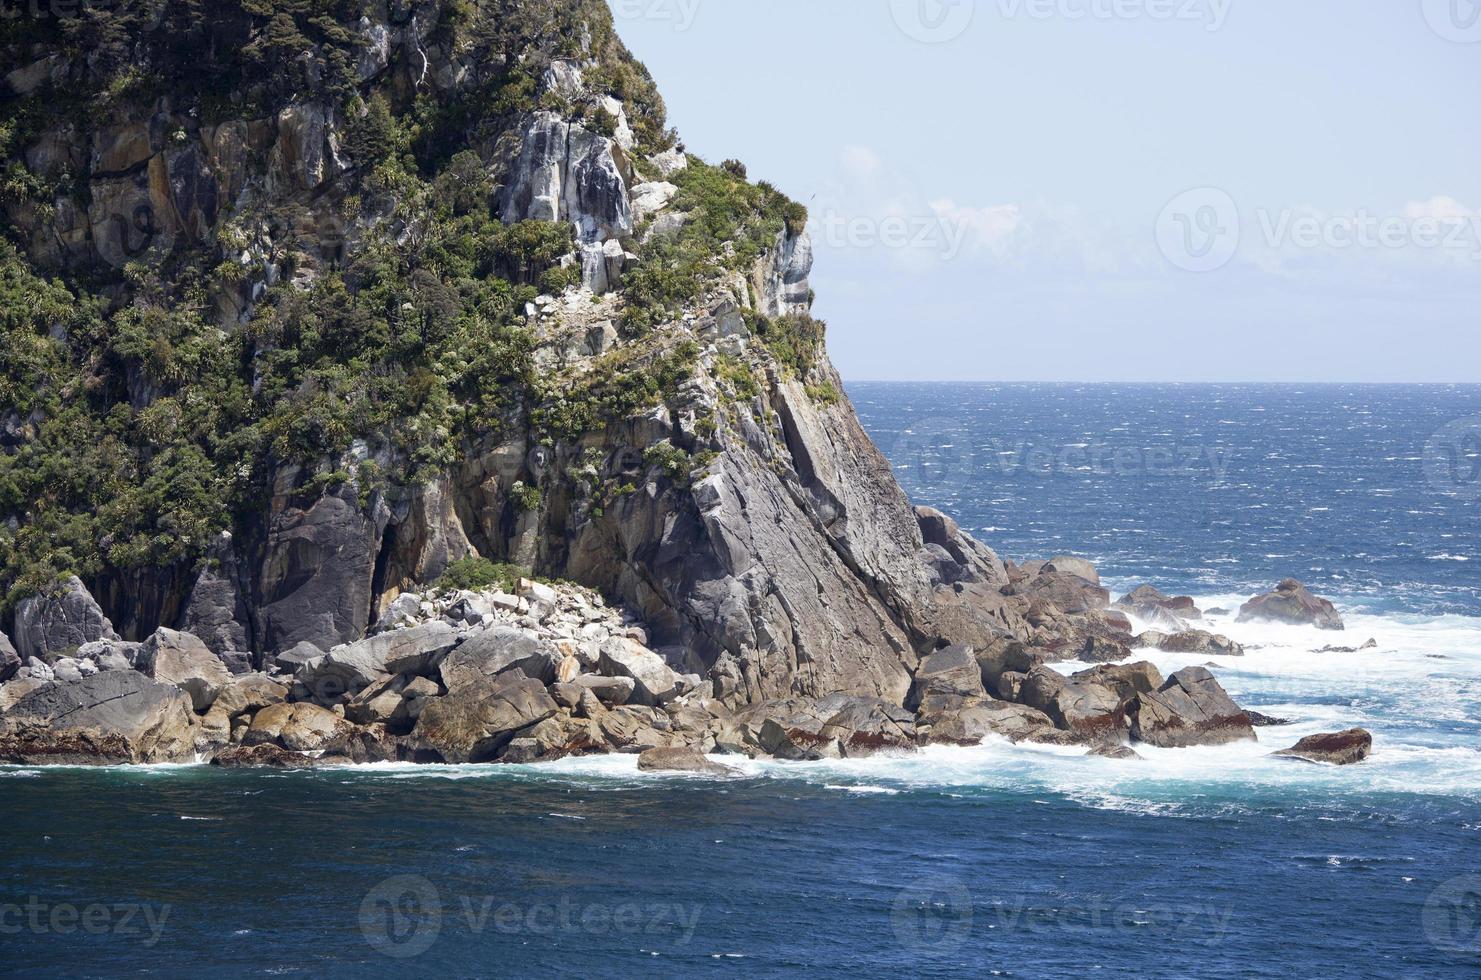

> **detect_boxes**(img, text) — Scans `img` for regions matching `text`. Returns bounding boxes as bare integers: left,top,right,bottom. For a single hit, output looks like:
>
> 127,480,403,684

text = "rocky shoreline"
0,570,1372,771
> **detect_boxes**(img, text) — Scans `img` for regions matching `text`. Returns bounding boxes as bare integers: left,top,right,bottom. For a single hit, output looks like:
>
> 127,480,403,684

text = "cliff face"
0,0,1047,709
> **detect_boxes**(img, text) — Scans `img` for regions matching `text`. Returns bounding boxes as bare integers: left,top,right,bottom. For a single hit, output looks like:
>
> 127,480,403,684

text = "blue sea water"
3,384,1481,979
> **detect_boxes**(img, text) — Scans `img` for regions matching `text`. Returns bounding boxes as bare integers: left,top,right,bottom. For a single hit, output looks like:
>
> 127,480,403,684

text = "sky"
607,0,1481,382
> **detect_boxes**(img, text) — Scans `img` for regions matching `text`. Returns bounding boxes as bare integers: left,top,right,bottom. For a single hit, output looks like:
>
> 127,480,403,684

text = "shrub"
435,557,529,593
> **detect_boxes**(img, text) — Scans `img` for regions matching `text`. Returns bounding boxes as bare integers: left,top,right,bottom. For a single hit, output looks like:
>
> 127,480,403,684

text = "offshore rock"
1274,728,1372,766
1238,579,1344,631
1129,667,1256,748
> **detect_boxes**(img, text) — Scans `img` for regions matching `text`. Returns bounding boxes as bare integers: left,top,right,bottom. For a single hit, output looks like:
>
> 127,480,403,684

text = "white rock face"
651,148,688,178
631,181,678,222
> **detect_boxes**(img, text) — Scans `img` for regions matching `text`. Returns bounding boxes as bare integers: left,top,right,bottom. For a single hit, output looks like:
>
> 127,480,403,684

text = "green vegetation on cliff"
0,0,808,615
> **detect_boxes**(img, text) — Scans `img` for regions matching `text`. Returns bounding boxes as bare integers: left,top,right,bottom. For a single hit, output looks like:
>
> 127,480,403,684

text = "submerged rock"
1238,579,1344,630
1273,728,1372,766
636,746,740,776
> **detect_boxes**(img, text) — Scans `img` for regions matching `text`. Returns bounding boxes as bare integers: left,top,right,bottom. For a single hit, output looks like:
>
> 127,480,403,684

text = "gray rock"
409,672,559,763
1088,744,1142,760
0,671,196,764
243,702,354,753
178,533,252,657
598,638,678,706
300,622,458,703
0,631,19,683
140,628,232,712
441,627,560,691
273,641,324,674
573,674,636,706
636,746,740,776
908,645,986,708
1273,728,1372,766
1129,667,1256,748
1018,666,1126,741
921,696,1066,746
12,576,118,660
1238,579,1344,630
257,488,377,655
1135,629,1245,658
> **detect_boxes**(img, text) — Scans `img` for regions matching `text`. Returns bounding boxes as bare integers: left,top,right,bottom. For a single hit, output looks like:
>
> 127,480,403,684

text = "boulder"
0,672,196,764
12,576,118,660
1079,635,1132,664
0,631,19,683
441,627,560,691
297,622,456,703
1114,585,1202,626
243,702,354,753
1018,667,1126,741
636,746,740,776
203,673,288,731
1072,662,1165,704
1237,579,1344,630
273,641,323,674
409,672,559,763
1088,744,1142,760
1273,728,1372,766
572,674,635,706
140,628,232,712
345,675,412,727
740,695,917,760
907,645,986,708
0,675,48,714
1247,711,1292,727
1128,667,1256,748
1044,556,1100,585
211,744,322,769
922,697,1068,746
597,638,678,706
1135,629,1245,658
1004,567,1110,614
497,714,606,763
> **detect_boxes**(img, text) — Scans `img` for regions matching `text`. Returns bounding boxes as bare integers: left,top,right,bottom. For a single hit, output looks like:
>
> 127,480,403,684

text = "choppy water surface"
3,384,1480,977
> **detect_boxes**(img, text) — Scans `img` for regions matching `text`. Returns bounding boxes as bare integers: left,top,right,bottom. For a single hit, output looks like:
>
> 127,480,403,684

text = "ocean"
3,383,1480,978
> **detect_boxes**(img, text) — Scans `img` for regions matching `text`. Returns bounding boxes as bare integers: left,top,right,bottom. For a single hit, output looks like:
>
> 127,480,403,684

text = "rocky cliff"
0,0,1265,765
